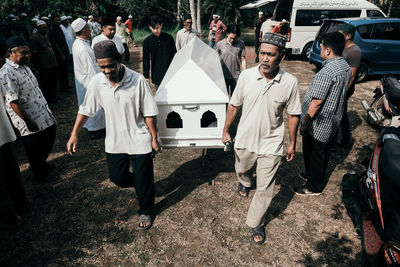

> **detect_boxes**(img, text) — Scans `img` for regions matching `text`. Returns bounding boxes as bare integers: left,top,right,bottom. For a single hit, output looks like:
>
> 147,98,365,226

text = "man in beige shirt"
222,33,301,244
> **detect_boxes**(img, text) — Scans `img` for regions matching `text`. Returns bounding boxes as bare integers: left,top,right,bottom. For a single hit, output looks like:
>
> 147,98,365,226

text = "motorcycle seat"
379,138,400,195
382,76,400,107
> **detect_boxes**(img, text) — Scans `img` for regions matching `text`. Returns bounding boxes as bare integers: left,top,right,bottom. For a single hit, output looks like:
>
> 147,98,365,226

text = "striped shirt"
300,57,351,142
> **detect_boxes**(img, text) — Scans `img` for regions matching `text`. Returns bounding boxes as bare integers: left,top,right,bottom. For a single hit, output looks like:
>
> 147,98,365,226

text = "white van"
261,0,386,59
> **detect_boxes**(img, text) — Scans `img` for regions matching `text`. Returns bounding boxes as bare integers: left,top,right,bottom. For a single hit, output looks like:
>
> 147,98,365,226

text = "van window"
357,24,374,39
295,10,361,26
315,21,344,41
367,10,384,17
370,23,400,40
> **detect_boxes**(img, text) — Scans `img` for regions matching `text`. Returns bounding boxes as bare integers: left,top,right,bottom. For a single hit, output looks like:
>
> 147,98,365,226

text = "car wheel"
356,62,368,83
302,42,312,61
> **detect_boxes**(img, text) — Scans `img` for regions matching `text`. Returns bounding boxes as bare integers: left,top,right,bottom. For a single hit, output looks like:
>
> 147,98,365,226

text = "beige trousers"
234,148,281,228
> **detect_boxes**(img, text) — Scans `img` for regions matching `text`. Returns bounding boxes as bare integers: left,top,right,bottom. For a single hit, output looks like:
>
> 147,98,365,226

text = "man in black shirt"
254,11,265,63
143,15,176,89
48,13,70,92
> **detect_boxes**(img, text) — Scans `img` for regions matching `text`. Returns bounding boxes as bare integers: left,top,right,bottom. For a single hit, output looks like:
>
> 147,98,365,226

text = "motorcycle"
362,75,400,129
342,127,400,266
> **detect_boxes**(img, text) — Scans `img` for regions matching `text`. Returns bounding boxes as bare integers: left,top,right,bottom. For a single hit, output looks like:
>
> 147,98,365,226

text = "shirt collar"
256,66,283,82
322,56,342,67
6,58,22,69
100,65,132,89
77,37,91,44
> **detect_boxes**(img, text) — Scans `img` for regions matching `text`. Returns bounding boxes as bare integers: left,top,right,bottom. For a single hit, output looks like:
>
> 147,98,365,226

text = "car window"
357,24,374,39
367,10,385,17
316,21,344,40
370,23,400,40
295,10,361,26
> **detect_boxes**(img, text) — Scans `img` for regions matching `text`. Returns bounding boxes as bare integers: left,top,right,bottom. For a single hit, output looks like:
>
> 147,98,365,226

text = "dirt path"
1,45,379,266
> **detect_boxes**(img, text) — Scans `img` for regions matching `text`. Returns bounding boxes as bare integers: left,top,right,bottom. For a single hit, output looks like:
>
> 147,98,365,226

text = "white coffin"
154,37,229,148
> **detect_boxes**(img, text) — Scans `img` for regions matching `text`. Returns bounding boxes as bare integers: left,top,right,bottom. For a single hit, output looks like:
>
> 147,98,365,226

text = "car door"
358,22,400,74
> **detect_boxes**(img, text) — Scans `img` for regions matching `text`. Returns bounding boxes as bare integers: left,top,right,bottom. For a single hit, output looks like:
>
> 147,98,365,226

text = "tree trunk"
196,0,201,36
189,0,197,30
177,0,181,27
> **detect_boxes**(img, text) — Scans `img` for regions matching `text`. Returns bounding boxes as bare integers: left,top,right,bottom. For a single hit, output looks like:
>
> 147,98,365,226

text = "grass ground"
0,44,380,266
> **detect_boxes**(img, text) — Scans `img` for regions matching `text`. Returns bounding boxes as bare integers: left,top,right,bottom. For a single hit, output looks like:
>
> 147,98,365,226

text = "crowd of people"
0,11,361,246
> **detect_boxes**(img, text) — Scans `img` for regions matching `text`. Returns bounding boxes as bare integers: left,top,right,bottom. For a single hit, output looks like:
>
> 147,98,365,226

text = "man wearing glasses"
176,14,198,51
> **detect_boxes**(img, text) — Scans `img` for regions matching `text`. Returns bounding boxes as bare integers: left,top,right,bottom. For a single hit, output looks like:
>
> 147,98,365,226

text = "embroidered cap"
36,20,47,27
261,32,286,48
71,18,86,33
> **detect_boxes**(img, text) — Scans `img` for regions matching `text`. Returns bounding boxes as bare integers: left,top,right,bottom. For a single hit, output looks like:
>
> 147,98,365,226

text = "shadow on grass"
297,232,365,266
0,145,141,266
154,148,235,216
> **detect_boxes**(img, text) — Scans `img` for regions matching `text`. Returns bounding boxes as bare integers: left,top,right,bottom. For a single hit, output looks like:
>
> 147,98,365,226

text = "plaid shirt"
300,57,351,142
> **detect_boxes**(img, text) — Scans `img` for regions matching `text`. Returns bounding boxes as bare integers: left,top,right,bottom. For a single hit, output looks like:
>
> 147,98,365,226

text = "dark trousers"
340,92,354,144
0,142,27,211
38,67,58,103
57,58,68,91
21,124,56,179
302,133,332,193
255,38,260,63
123,43,130,61
105,152,155,215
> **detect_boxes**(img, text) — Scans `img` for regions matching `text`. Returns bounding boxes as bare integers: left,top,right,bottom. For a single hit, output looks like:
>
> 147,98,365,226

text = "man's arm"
66,113,89,155
241,56,247,70
222,104,240,144
348,67,358,90
145,116,160,152
300,99,324,135
142,38,151,83
10,101,39,132
286,114,300,162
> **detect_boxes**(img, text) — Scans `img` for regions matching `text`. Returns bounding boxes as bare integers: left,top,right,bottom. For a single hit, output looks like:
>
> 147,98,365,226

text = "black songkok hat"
93,40,120,60
261,32,286,48
183,14,192,21
6,36,27,49
101,16,115,27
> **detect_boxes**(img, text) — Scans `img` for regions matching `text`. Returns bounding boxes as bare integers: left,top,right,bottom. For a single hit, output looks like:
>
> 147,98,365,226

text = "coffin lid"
155,36,229,105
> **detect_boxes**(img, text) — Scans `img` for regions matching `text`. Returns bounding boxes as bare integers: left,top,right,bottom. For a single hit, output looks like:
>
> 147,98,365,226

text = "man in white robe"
71,18,105,139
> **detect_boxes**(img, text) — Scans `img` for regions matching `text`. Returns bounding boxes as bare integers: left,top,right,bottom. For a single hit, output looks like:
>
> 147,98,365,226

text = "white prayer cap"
282,19,287,22
71,18,86,33
88,15,93,19
128,15,132,19
117,16,122,21
61,15,68,21
67,16,72,20
36,20,47,27
212,14,220,18
259,11,263,15
41,16,49,20
32,18,39,22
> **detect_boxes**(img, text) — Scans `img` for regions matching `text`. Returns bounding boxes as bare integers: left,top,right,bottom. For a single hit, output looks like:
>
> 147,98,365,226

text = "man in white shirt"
176,14,198,51
115,16,129,62
60,15,75,56
67,40,159,230
71,18,106,139
1,36,56,181
92,16,125,56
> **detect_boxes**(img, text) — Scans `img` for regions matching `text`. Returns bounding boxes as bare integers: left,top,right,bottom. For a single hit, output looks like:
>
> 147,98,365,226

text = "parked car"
309,18,400,82
241,0,385,60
